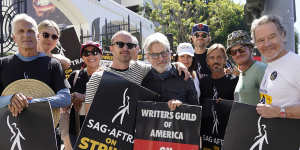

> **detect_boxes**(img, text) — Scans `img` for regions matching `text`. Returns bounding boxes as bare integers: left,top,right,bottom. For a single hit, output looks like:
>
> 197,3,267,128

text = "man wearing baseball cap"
191,23,211,79
227,30,266,105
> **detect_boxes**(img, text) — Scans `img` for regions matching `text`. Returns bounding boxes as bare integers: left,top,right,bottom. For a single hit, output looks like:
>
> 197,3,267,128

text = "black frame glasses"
148,51,170,59
82,48,100,57
193,32,208,38
112,41,137,49
42,32,59,40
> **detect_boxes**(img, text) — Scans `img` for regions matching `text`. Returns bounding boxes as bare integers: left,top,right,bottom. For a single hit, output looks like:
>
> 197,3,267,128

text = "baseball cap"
177,43,194,57
226,30,253,53
80,41,102,57
192,23,210,35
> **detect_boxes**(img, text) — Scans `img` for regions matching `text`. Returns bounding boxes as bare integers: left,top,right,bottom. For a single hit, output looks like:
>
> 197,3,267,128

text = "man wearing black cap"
191,23,211,79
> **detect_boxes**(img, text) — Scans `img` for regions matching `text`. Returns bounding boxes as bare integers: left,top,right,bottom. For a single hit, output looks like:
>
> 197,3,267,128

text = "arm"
256,104,300,119
172,62,190,80
85,71,103,114
30,88,71,108
0,95,13,108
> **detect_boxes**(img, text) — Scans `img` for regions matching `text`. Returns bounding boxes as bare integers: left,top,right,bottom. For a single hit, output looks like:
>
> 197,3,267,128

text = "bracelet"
280,106,286,118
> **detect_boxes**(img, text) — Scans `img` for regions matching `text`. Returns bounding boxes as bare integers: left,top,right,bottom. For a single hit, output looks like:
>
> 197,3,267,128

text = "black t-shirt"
0,55,68,94
199,74,238,104
67,69,90,94
67,69,90,136
194,51,211,79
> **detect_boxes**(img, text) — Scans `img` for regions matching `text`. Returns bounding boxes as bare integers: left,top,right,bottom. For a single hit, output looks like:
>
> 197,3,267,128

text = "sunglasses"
112,41,137,49
148,51,170,59
42,32,59,40
229,48,246,56
82,48,100,57
193,32,208,38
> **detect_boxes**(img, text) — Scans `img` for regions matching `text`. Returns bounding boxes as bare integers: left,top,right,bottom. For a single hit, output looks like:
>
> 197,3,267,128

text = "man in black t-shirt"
200,43,238,103
0,14,70,116
191,23,211,79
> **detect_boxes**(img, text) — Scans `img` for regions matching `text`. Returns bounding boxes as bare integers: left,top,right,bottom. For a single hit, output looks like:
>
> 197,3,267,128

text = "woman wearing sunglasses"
175,43,200,99
60,41,102,150
37,20,71,70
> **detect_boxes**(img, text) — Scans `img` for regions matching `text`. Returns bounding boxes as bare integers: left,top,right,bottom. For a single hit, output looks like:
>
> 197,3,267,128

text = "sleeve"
51,59,71,93
85,71,103,104
136,61,152,78
30,88,71,108
185,79,199,105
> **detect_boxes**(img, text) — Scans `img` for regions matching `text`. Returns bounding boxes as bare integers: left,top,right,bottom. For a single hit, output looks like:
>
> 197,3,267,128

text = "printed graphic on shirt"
259,93,272,104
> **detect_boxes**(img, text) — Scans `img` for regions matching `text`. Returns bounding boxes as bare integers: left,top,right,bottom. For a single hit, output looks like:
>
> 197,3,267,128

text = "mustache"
213,63,221,66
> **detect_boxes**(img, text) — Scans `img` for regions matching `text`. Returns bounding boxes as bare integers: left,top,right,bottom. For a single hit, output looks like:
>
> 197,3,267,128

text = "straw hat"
1,79,60,127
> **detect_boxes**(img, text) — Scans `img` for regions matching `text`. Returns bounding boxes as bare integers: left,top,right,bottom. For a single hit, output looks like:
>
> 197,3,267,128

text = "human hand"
168,99,182,111
256,103,280,118
175,62,191,80
8,93,30,117
71,92,85,112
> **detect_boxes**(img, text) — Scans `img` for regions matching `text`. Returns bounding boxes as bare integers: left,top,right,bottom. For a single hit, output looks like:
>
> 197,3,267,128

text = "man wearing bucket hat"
226,30,267,105
0,14,71,116
191,23,211,79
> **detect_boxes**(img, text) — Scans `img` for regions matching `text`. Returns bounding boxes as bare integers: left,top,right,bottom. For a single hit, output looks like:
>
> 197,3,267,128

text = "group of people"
0,12,299,150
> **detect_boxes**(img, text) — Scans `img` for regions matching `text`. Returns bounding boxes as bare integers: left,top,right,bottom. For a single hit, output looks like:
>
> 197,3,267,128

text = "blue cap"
192,23,210,35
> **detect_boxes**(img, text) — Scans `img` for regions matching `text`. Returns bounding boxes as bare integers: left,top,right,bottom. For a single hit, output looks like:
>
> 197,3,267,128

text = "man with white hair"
142,32,198,111
0,14,71,116
85,31,189,112
252,15,300,119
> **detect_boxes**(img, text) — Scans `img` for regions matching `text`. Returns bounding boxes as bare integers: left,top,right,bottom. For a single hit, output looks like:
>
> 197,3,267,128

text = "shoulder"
253,61,267,71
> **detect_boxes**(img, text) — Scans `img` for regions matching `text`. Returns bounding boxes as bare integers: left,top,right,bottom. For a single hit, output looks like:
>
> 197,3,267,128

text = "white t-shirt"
259,52,300,107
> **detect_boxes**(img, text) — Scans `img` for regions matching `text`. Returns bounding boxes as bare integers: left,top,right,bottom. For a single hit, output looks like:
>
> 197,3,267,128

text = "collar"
16,52,47,62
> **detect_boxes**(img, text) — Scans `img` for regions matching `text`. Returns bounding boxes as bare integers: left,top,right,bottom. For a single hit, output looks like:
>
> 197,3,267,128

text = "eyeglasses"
42,32,59,40
82,48,100,57
148,51,170,59
112,41,137,49
193,32,208,38
229,48,246,56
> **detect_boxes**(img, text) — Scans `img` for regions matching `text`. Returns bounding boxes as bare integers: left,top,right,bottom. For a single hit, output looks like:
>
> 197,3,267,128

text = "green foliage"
145,0,246,51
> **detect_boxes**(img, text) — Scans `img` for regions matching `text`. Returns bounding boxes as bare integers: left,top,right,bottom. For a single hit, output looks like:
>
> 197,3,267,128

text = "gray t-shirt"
234,61,267,105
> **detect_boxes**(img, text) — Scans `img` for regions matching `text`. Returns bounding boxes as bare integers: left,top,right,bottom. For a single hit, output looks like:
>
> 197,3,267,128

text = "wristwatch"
280,106,286,118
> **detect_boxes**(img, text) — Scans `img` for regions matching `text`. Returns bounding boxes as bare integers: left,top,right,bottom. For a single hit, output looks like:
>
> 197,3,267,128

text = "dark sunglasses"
42,32,59,40
82,48,100,57
112,41,137,49
148,51,170,59
193,32,208,38
230,48,246,56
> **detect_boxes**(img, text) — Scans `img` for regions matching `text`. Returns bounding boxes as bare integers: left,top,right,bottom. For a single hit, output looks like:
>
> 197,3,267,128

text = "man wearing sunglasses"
85,31,190,112
226,30,266,105
0,14,71,115
191,23,212,79
251,15,300,119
